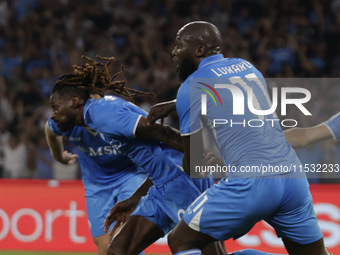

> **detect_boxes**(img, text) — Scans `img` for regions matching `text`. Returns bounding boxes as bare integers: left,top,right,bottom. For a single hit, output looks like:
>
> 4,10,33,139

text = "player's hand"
104,198,139,236
60,150,78,165
146,101,176,126
203,151,224,166
199,151,225,177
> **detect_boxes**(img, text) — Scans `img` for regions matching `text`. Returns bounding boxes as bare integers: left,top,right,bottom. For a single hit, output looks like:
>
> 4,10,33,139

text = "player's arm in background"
136,116,183,152
143,98,207,174
146,99,177,125
86,97,183,152
140,99,183,151
44,121,78,164
285,112,340,148
104,177,153,235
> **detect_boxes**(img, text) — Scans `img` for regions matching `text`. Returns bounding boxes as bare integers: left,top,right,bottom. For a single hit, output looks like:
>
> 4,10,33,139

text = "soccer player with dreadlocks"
45,57,148,255
48,56,219,255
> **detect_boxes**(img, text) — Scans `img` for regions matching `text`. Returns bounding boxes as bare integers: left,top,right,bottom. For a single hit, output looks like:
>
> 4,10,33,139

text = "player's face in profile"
172,35,197,81
49,92,77,132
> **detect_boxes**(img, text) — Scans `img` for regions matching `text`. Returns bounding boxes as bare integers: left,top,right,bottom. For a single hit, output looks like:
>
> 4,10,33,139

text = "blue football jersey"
83,96,185,185
176,54,302,177
48,117,142,195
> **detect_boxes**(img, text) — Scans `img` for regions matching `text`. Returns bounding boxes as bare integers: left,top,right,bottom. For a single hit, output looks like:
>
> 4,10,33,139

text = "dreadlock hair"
51,55,153,103
51,73,92,101
73,55,153,102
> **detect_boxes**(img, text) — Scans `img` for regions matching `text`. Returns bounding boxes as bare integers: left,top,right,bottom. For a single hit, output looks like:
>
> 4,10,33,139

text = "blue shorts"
86,173,147,237
131,172,202,235
183,172,323,245
192,176,214,193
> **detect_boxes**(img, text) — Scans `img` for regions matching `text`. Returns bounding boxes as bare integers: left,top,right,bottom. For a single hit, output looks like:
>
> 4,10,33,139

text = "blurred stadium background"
0,0,339,254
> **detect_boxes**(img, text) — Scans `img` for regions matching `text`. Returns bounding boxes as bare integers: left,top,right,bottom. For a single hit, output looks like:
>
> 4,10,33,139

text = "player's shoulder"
91,95,123,106
85,96,127,114
214,57,254,68
100,95,138,110
177,79,191,102
83,98,112,128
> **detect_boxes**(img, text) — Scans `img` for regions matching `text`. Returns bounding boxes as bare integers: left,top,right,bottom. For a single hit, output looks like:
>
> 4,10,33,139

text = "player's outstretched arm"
284,112,340,148
44,121,78,164
136,116,184,152
284,125,332,148
324,112,340,140
104,177,153,236
146,99,177,125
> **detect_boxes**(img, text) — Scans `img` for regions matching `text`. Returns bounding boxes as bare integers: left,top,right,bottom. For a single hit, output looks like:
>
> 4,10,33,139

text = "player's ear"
70,96,83,108
196,45,206,58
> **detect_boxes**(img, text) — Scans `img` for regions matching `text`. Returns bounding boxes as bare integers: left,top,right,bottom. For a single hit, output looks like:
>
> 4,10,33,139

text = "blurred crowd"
0,0,339,182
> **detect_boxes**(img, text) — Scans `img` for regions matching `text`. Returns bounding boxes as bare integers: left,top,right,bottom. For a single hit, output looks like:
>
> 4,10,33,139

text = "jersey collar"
83,99,94,120
198,54,224,69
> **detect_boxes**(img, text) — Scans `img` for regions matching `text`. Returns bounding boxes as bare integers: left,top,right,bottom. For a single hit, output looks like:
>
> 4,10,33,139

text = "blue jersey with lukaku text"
176,54,302,177
48,117,143,196
83,96,186,185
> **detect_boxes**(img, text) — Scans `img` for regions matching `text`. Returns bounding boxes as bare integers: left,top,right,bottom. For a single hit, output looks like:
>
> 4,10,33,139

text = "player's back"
179,54,301,177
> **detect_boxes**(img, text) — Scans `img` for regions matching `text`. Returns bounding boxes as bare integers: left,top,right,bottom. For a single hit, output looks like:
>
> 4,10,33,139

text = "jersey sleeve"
324,112,340,140
176,81,202,136
48,116,63,136
85,97,144,140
